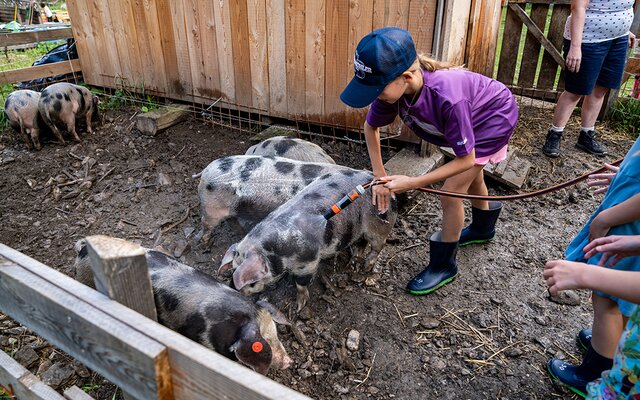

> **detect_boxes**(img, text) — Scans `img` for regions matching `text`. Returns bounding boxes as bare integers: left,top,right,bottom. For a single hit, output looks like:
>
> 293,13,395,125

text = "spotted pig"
246,136,336,164
219,168,397,311
38,83,99,146
73,239,292,374
4,90,45,150
195,155,352,244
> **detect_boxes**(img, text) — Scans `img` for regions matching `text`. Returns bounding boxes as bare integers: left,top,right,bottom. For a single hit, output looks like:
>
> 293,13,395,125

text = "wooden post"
84,236,163,400
84,235,157,321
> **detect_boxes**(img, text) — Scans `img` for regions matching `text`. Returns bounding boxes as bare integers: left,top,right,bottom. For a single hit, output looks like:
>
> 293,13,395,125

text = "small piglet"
4,90,44,150
195,155,350,243
246,136,336,164
74,239,292,374
219,168,397,311
38,83,99,146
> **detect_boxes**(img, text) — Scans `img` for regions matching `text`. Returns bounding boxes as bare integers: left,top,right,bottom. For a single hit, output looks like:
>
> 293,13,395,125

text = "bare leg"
591,293,624,358
440,165,484,242
580,85,609,128
552,91,583,128
468,168,488,210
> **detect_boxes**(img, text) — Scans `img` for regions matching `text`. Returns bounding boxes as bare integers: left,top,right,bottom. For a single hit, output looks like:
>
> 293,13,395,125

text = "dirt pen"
1,1,640,399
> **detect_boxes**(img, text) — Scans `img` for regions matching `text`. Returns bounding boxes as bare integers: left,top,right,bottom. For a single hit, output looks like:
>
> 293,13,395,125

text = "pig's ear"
218,243,238,277
256,299,291,326
233,252,268,290
230,326,271,375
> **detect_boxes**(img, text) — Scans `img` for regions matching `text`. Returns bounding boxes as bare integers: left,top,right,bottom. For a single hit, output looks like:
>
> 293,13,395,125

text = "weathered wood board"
384,147,445,177
0,350,65,400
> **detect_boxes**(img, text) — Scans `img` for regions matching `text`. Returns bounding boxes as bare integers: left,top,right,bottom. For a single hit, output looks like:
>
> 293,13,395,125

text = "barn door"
495,1,570,102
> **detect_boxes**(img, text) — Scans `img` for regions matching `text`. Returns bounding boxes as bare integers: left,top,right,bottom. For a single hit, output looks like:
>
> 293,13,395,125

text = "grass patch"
0,41,66,72
100,77,161,113
608,98,640,138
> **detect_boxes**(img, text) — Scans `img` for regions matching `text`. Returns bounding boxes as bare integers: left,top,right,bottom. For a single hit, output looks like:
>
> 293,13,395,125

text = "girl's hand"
587,163,619,194
372,184,394,213
588,212,612,242
543,259,588,296
629,31,636,48
566,46,582,73
583,235,640,267
381,175,417,194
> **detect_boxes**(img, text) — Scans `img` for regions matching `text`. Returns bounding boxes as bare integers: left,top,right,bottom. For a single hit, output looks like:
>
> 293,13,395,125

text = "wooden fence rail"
0,242,310,400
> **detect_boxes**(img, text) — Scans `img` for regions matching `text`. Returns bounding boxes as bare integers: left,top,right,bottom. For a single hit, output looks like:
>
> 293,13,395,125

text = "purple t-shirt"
366,69,519,158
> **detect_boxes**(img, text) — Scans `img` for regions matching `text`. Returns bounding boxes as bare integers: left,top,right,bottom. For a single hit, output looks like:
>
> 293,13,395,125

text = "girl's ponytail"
417,53,463,71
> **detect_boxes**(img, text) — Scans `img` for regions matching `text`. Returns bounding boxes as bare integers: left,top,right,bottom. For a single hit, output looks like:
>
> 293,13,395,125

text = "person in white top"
542,0,636,158
40,3,53,22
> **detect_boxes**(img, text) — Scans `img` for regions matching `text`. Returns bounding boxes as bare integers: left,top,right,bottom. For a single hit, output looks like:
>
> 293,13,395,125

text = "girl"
546,136,640,397
340,27,519,295
544,234,640,399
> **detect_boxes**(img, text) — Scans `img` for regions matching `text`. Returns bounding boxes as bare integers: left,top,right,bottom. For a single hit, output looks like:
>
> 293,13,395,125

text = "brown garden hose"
363,158,624,201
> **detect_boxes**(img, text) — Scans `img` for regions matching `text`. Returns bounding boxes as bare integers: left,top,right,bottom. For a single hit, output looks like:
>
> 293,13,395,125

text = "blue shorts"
563,35,629,95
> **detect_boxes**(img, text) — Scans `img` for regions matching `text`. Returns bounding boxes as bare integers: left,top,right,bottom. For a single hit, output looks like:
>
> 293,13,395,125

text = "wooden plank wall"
66,0,438,138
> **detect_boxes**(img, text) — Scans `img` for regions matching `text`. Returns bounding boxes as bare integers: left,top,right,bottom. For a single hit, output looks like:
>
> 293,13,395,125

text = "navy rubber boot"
459,201,502,247
577,328,592,351
547,344,612,398
406,232,458,295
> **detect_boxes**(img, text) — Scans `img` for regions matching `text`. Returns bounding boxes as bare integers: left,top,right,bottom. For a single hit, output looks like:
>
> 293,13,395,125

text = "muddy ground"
0,102,635,399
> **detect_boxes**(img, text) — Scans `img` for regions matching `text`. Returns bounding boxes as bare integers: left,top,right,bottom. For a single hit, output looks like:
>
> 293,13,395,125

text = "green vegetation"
100,77,161,113
81,384,101,393
608,98,640,138
0,41,66,72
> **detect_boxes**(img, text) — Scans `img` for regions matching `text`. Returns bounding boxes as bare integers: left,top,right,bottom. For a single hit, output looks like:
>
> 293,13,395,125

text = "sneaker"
576,130,607,155
542,129,563,158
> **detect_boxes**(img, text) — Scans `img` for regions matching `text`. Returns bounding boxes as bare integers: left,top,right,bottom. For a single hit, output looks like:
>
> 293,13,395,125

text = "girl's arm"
363,121,386,178
364,121,394,212
589,193,640,241
544,260,640,304
382,151,476,193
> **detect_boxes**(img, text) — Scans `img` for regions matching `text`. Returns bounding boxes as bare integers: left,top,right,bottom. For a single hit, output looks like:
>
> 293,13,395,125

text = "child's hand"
543,259,588,295
381,175,416,194
372,185,394,213
587,163,619,195
588,212,612,242
583,235,640,266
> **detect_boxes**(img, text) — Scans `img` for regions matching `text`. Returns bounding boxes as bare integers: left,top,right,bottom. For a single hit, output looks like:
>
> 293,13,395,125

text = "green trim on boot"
546,362,587,398
407,274,457,296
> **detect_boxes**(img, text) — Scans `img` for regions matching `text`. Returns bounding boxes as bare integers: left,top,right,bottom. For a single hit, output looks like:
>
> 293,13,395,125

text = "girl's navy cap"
340,27,417,108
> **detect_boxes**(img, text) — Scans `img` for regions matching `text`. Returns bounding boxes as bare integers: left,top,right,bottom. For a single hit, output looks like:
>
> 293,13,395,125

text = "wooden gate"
496,0,571,102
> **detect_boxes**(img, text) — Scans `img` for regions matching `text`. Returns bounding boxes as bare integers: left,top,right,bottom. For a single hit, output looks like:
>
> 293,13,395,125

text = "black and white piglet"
219,168,397,311
74,239,292,374
38,83,99,146
245,136,336,164
195,155,351,243
4,90,44,150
